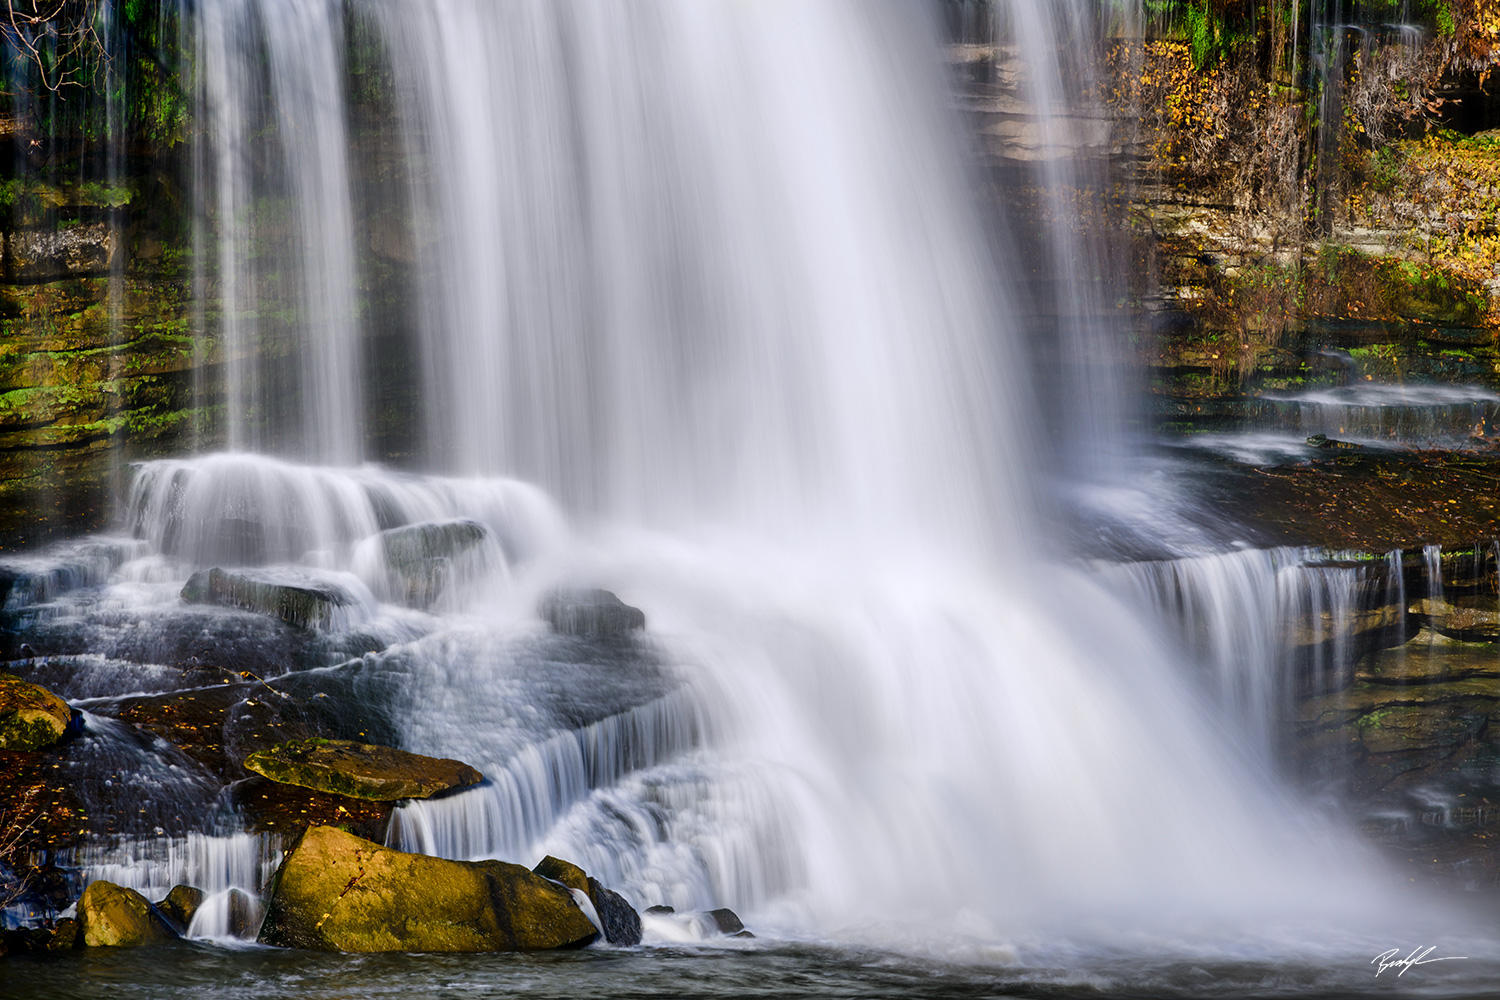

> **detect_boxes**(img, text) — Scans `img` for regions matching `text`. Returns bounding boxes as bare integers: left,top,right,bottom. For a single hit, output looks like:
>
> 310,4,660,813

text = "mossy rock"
243,738,483,801
258,826,599,952
533,855,588,893
78,881,177,947
0,672,71,750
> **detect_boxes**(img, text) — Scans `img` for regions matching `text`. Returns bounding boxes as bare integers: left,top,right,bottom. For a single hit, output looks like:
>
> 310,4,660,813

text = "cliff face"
0,165,207,546
951,6,1500,431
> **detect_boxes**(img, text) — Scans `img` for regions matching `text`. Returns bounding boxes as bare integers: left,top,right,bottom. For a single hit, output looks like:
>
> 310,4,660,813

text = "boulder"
540,589,646,638
258,825,598,952
48,917,79,950
707,907,753,938
0,923,78,953
531,855,642,946
182,567,352,630
382,519,486,563
587,877,643,947
376,519,488,608
155,884,205,934
533,855,588,893
644,904,675,915
243,738,483,801
78,881,177,947
0,673,72,751
191,887,264,938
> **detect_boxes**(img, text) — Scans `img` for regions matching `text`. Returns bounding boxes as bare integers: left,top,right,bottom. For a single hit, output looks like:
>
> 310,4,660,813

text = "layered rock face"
0,172,204,546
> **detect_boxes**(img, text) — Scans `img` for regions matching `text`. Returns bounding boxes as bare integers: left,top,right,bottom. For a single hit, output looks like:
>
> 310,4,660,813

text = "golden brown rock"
258,826,598,952
78,881,176,947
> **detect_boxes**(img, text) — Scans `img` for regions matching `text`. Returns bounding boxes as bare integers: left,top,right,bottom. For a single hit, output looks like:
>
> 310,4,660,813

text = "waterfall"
13,0,1457,960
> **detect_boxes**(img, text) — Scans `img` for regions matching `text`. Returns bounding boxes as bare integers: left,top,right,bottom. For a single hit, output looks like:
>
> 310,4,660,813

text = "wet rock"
227,887,264,938
48,917,79,950
1357,629,1500,684
1409,598,1500,642
191,886,264,938
540,589,646,638
78,880,177,947
0,918,82,953
243,738,483,801
258,825,599,952
532,855,588,893
4,223,118,282
707,907,748,936
1354,701,1487,756
644,904,675,915
182,567,354,630
231,775,394,840
587,876,642,946
531,855,642,946
0,672,72,750
375,519,487,607
1305,433,1360,450
155,885,204,934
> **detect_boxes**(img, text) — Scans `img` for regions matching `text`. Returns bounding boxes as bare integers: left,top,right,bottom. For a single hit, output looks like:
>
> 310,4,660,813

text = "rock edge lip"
242,738,484,801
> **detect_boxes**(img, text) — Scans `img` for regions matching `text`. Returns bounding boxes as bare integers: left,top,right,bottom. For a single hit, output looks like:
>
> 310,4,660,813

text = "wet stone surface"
1196,451,1500,552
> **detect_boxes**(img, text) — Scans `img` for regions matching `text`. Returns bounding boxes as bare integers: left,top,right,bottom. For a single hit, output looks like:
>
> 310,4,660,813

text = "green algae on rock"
243,738,483,801
0,672,71,751
258,825,598,952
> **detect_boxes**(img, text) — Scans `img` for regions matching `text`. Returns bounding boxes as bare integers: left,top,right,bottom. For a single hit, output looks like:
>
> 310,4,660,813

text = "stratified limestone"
243,738,482,801
258,826,599,952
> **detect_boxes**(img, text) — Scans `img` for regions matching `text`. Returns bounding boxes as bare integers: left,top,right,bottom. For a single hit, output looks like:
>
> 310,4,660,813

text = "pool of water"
8,937,1500,1000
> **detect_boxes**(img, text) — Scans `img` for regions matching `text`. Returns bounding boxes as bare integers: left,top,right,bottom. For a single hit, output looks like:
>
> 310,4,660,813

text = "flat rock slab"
243,738,483,801
182,567,353,630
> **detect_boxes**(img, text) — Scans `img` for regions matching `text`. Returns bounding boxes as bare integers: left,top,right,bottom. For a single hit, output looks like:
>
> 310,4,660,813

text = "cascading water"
6,0,1500,993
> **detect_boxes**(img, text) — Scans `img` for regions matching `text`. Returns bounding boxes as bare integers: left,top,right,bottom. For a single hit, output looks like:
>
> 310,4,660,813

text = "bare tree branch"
1,0,109,93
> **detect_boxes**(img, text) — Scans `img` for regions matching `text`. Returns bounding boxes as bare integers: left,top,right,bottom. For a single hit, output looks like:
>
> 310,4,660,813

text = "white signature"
1372,946,1467,976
